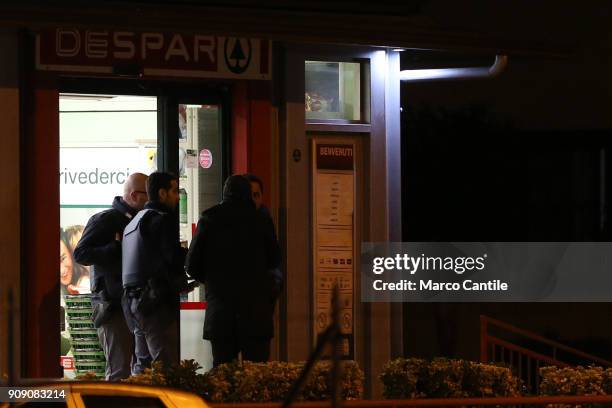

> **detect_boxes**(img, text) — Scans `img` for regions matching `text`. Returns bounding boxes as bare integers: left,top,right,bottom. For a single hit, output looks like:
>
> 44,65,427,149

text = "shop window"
59,93,158,379
178,103,224,308
59,94,158,298
178,103,223,244
305,61,363,121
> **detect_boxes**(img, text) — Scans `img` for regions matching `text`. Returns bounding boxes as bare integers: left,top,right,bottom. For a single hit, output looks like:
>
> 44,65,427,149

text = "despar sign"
36,28,271,80
316,144,354,170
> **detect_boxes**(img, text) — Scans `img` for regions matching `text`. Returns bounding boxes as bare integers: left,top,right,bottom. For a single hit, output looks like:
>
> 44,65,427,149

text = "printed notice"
313,141,355,356
316,173,354,226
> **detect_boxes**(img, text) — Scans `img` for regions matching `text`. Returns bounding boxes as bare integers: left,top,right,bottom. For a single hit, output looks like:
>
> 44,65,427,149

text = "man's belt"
124,285,144,297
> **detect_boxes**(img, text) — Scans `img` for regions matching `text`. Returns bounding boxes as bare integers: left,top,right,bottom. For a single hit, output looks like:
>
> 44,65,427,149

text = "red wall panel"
232,80,274,210
23,77,61,377
248,81,273,208
231,81,248,174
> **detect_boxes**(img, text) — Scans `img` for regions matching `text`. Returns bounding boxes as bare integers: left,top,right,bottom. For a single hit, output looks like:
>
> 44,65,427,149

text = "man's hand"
115,232,122,241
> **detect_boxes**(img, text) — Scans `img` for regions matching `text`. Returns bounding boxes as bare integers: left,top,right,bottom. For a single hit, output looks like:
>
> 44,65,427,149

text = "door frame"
35,77,233,375
59,77,232,180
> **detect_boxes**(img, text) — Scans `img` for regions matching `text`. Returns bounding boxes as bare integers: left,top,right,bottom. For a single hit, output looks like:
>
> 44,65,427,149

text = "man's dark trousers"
210,336,270,367
96,306,134,380
124,292,179,372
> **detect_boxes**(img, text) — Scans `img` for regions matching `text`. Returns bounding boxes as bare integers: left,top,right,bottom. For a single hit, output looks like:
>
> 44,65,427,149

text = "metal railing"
480,314,612,392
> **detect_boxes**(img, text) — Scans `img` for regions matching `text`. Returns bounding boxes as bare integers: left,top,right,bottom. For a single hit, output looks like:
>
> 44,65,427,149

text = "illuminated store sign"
37,28,271,80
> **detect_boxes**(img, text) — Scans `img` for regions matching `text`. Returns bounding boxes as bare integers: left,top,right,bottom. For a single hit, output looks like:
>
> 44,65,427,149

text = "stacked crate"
64,294,106,378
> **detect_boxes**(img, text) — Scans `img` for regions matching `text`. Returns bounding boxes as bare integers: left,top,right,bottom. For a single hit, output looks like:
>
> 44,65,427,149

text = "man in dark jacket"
243,173,283,298
73,172,148,381
122,171,189,372
186,175,281,366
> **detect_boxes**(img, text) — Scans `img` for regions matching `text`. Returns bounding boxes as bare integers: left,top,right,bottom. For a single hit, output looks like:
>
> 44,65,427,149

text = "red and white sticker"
199,149,213,169
61,356,75,370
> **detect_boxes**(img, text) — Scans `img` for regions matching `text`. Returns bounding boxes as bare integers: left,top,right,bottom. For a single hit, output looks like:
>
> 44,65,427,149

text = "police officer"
73,172,148,381
122,171,189,372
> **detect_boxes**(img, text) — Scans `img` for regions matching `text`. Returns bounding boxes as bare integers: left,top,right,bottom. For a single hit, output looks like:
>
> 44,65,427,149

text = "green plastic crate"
75,361,106,372
65,294,92,308
72,340,103,351
66,308,93,319
67,318,95,330
69,328,99,341
73,349,105,362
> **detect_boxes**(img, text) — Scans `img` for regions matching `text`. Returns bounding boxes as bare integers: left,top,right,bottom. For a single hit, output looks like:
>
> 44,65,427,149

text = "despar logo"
224,38,252,74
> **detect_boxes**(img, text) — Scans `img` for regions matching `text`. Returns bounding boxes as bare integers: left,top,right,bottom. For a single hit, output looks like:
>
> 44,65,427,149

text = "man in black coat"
186,175,281,366
244,173,283,297
73,172,148,380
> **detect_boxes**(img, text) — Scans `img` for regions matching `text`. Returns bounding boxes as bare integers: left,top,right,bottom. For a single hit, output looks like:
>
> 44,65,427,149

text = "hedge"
380,357,522,399
123,359,364,402
540,365,612,397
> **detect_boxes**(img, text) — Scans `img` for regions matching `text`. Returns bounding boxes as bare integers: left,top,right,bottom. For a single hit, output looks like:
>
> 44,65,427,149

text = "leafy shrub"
539,365,612,408
203,360,364,402
124,359,364,402
380,357,521,399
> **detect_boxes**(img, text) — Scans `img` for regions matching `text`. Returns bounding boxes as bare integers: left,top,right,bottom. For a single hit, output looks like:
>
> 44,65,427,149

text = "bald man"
74,173,149,380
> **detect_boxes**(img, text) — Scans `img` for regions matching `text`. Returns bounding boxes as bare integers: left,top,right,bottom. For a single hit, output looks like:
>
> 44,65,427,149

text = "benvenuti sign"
36,28,272,80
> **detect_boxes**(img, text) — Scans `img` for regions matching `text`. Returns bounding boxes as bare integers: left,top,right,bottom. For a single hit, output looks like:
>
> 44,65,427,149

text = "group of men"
74,172,281,380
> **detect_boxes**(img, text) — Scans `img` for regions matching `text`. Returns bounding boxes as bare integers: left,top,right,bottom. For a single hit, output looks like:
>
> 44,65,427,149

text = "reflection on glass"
177,104,223,245
305,61,361,121
178,104,224,304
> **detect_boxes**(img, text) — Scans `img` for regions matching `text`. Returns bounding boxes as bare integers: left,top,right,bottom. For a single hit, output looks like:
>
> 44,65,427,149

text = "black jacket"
73,196,138,304
124,201,188,296
186,175,281,340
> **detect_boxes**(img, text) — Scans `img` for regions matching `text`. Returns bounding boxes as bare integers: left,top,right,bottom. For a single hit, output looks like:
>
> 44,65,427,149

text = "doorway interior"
58,80,230,377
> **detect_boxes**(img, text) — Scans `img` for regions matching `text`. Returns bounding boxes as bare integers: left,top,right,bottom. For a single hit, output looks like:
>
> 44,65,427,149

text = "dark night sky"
399,3,612,242
399,3,612,360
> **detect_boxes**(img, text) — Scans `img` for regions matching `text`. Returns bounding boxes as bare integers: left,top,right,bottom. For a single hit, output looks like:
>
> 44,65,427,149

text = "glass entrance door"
177,103,226,246
171,98,227,372
58,81,229,377
59,93,159,378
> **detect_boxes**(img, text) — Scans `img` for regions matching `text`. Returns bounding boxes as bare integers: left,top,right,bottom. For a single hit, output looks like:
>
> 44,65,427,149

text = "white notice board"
312,140,355,358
